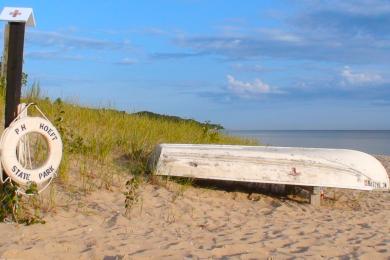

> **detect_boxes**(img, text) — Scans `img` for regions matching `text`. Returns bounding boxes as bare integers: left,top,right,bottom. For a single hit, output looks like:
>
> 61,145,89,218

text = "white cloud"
231,63,265,72
309,0,390,16
27,30,133,50
115,58,137,65
227,75,281,97
25,50,84,61
341,66,383,85
257,29,303,43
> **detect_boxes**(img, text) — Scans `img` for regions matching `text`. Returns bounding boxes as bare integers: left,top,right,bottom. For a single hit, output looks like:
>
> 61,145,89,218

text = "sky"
1,0,390,130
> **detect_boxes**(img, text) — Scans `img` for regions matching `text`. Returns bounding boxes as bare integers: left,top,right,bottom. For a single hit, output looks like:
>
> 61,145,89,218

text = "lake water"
229,130,390,155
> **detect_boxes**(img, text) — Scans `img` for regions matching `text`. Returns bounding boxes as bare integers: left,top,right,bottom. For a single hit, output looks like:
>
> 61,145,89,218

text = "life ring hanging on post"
0,104,63,189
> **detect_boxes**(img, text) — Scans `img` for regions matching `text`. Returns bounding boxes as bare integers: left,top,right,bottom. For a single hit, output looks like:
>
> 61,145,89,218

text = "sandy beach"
0,155,389,259
0,1,388,259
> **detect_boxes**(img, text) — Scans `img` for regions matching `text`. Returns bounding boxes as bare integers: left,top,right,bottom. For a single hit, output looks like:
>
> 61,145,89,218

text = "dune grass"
28,94,256,180
0,82,257,222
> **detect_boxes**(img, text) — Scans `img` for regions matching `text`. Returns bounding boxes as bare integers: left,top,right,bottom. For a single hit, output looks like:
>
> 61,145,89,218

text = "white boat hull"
151,144,390,191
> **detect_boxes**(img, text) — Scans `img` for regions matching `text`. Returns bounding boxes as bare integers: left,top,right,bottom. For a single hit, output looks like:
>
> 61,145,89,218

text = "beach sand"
0,156,389,259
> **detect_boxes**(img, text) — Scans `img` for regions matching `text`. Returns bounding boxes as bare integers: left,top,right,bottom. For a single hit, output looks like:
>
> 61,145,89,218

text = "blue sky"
1,0,390,130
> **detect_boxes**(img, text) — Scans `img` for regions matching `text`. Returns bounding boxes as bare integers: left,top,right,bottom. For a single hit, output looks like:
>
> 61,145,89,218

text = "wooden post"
2,22,25,181
4,22,25,128
310,186,321,207
0,7,35,182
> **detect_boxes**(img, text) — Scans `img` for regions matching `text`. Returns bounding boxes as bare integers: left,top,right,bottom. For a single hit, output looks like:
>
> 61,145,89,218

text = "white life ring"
0,116,63,186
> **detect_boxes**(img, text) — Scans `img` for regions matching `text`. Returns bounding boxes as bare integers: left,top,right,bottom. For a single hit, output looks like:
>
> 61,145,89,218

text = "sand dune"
0,156,389,259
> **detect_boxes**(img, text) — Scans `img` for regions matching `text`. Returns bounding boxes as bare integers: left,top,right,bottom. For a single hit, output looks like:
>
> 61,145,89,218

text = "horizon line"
227,129,390,131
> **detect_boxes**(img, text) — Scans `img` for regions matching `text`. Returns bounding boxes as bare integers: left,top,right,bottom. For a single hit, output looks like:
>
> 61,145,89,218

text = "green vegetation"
133,111,224,130
0,80,257,223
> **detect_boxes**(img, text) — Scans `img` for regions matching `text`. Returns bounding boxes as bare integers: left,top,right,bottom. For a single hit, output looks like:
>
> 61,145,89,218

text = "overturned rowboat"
150,144,389,191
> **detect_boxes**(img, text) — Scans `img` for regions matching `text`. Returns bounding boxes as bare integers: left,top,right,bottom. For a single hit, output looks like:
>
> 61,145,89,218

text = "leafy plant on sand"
0,182,45,225
124,177,142,217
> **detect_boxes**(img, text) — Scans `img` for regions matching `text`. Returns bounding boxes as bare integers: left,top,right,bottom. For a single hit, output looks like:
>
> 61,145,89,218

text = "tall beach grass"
0,82,257,221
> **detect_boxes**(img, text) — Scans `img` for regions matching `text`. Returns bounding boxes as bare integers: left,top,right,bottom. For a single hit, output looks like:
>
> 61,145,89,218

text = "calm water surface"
230,130,390,155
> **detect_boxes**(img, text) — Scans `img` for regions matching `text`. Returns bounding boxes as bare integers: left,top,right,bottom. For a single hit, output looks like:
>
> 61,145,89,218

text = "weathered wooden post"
310,186,321,207
0,7,35,179
0,7,35,126
4,21,25,127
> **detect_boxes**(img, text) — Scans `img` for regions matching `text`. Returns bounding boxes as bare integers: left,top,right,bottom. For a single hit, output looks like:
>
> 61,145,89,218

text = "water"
230,130,390,155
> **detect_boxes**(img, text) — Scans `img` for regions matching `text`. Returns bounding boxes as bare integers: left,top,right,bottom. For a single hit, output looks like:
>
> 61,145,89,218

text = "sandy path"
0,156,389,259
